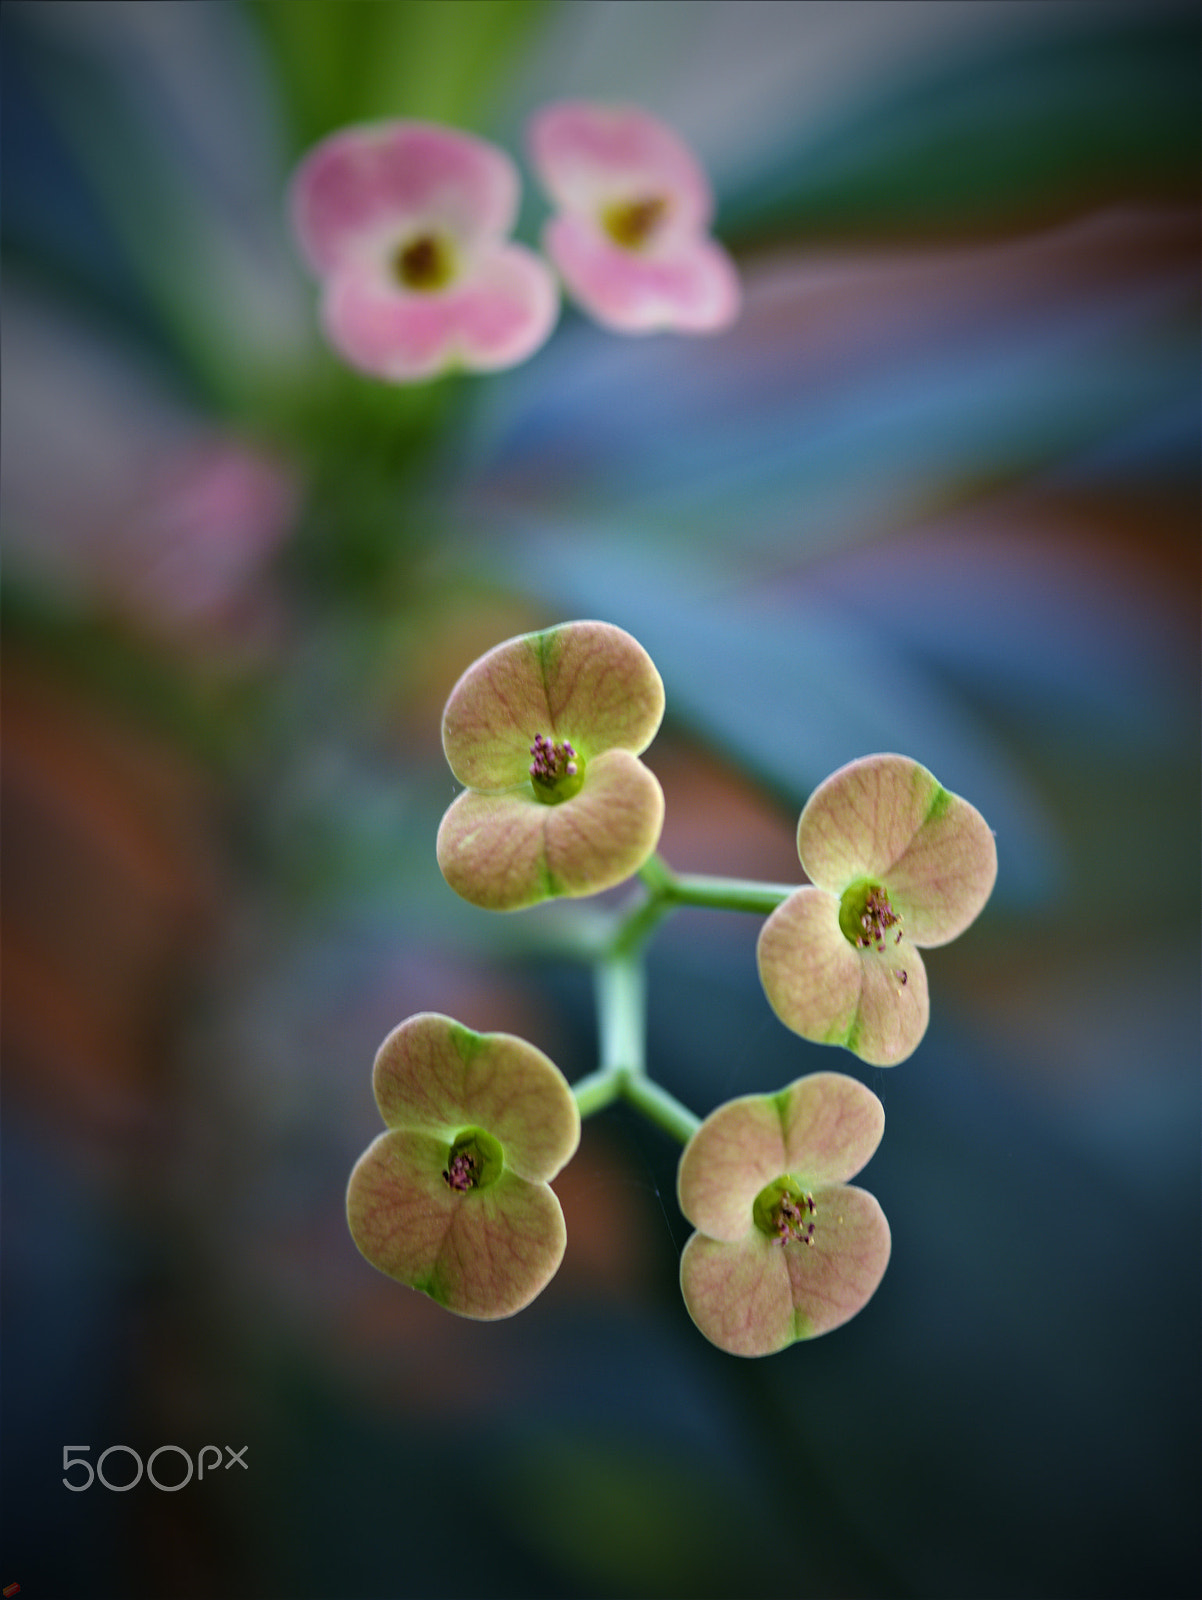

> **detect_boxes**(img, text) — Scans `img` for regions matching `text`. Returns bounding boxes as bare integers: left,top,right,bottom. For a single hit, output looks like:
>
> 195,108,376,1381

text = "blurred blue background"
2,3,1198,1597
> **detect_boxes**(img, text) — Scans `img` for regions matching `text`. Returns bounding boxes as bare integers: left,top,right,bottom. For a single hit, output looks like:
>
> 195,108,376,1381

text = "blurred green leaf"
8,3,309,411
500,1435,800,1599
726,9,1201,239
248,0,552,151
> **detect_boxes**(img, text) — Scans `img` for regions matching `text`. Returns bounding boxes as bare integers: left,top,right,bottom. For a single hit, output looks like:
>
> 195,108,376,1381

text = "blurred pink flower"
291,121,559,381
117,440,297,632
527,101,740,335
3,295,298,648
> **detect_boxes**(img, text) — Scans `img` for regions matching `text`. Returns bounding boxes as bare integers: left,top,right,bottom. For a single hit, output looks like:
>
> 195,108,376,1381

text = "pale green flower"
678,1073,890,1357
437,620,665,911
347,1013,580,1319
758,754,997,1066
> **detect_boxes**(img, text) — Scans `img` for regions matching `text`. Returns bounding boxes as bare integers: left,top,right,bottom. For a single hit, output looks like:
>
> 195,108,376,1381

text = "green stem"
595,946,645,1075
573,932,700,1143
609,886,676,959
572,855,791,1141
571,1067,621,1119
572,1063,701,1144
639,855,796,915
620,1072,700,1144
572,945,644,1119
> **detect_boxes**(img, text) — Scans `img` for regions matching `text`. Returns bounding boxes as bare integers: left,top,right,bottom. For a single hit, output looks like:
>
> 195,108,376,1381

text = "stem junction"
569,856,798,1145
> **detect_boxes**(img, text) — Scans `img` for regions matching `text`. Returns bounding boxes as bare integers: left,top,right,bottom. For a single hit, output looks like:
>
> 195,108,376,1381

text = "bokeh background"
3,3,1199,1597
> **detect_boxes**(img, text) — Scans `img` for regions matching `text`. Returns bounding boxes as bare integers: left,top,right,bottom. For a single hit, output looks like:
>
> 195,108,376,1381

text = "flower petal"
444,247,560,370
679,1184,891,1356
528,102,714,232
798,754,996,945
757,886,864,1042
320,243,557,381
797,753,934,885
441,621,664,790
879,792,998,947
429,1172,568,1319
679,1229,796,1357
757,887,929,1066
781,1183,892,1340
292,121,520,275
436,750,664,910
542,213,740,333
678,1072,885,1240
844,941,929,1066
346,1127,458,1293
677,1095,790,1240
347,1132,567,1319
777,1072,886,1185
371,1013,580,1180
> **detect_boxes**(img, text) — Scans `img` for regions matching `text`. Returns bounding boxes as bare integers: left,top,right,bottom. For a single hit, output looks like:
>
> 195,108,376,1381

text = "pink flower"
527,102,740,335
291,121,558,381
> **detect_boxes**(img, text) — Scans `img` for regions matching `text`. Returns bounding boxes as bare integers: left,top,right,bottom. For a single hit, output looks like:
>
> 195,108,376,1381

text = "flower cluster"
291,103,740,380
348,627,997,1346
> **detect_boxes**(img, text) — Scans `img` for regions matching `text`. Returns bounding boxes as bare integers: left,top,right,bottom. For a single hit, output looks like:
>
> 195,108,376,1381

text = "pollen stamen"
443,1150,479,1192
851,885,903,953
529,733,586,804
774,1190,817,1247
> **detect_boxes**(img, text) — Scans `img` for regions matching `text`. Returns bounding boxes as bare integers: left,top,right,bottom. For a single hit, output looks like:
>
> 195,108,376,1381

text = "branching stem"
570,855,795,1143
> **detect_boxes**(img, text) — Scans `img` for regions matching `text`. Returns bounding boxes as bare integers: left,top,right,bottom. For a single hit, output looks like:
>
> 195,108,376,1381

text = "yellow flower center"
601,195,668,251
393,232,456,292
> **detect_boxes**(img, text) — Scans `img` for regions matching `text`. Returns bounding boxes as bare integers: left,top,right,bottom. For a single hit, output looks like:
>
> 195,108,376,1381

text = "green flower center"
393,232,456,292
752,1176,817,1247
529,733,586,805
601,195,668,251
442,1127,503,1193
838,879,904,954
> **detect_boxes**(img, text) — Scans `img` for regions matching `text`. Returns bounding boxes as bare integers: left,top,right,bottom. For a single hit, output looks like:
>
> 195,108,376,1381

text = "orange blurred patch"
2,651,221,1138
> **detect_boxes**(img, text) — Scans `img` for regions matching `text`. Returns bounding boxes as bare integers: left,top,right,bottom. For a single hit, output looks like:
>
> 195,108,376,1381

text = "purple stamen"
443,1150,479,1192
856,886,902,953
529,733,582,790
773,1191,818,1247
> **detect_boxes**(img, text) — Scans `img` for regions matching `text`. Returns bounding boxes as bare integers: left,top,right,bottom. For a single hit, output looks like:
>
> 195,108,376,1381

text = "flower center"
838,879,904,954
601,194,668,250
442,1127,503,1193
529,733,586,805
752,1176,817,1247
393,232,456,292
